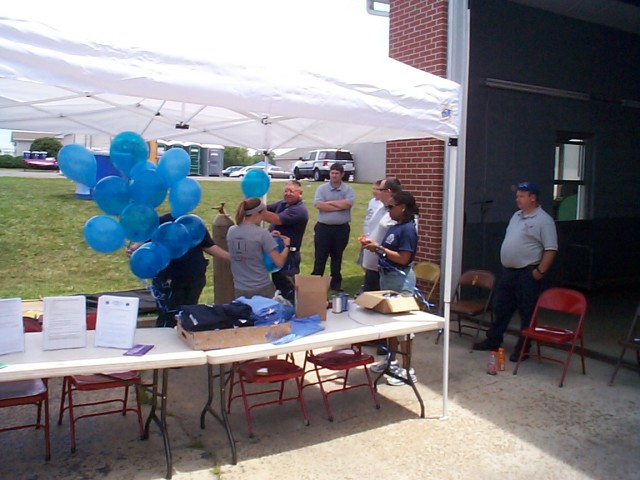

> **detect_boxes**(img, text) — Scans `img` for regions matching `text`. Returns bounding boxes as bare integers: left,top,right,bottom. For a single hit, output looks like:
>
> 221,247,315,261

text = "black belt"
504,264,538,271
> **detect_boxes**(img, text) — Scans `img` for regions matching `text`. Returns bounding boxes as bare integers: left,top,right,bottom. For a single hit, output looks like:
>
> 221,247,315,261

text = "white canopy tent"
0,17,459,150
0,12,461,417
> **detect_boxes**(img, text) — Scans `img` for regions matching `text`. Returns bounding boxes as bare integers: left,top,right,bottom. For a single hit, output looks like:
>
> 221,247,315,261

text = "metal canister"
331,293,343,313
332,292,349,313
340,292,349,312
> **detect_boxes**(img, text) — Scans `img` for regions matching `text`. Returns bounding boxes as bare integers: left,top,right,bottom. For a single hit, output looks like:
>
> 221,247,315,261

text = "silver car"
229,165,293,179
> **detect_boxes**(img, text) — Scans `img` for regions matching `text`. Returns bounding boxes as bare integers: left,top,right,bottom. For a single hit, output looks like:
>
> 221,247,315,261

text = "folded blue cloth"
269,314,325,345
235,295,294,326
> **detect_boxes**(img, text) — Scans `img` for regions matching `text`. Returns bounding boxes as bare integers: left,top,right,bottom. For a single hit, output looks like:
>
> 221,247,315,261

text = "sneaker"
386,368,417,386
472,339,501,351
370,359,398,374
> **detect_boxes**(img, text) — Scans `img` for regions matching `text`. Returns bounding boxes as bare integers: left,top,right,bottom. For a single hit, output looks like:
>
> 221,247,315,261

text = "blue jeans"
380,267,416,295
272,250,301,305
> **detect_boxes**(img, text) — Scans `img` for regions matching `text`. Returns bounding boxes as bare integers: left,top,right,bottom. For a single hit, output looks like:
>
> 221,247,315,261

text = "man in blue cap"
473,181,558,361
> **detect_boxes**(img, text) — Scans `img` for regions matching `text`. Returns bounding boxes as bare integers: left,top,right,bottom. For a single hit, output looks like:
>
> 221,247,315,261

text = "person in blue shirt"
362,190,420,385
263,180,309,304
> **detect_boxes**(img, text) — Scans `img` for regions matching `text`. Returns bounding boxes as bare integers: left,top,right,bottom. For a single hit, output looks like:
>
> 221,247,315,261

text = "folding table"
0,328,206,479
200,304,444,464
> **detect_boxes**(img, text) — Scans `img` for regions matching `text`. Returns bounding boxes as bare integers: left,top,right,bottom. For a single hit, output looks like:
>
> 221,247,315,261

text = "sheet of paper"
0,297,25,355
95,295,139,349
42,296,87,350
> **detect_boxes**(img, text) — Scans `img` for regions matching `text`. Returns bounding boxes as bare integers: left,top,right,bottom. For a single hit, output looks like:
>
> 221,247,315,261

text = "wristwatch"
375,246,387,258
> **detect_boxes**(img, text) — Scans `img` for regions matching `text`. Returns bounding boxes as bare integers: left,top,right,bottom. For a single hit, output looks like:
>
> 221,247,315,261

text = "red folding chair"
0,318,50,461
513,288,588,387
304,345,380,422
57,312,144,452
227,357,309,437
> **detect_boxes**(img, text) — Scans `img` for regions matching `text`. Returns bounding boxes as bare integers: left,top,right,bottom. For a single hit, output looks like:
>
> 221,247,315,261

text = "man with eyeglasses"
473,181,558,362
359,177,402,292
263,180,309,304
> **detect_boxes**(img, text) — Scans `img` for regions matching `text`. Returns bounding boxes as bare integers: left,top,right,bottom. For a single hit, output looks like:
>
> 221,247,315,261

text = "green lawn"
0,175,371,302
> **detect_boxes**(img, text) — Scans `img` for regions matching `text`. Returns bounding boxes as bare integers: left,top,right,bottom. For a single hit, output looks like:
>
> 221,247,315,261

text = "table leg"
374,336,425,418
143,369,173,479
403,334,425,418
199,364,237,464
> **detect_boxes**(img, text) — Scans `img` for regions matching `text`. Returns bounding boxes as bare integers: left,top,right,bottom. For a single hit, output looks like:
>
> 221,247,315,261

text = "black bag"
177,302,255,332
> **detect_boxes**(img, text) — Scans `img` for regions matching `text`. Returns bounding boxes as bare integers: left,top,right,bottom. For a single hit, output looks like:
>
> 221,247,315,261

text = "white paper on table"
42,296,87,350
0,297,25,355
95,295,139,349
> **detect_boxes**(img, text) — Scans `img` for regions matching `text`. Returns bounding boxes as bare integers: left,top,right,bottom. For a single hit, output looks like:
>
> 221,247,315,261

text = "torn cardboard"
355,290,419,314
294,274,330,320
177,322,291,350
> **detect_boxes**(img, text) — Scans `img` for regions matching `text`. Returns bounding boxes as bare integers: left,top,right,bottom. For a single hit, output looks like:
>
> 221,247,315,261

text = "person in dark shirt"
263,180,309,304
129,213,230,327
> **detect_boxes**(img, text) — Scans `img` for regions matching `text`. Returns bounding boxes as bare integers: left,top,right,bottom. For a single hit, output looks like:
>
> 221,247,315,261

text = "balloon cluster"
58,132,206,279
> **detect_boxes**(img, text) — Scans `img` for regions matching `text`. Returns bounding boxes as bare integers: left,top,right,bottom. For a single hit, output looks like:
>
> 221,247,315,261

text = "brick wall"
388,0,448,266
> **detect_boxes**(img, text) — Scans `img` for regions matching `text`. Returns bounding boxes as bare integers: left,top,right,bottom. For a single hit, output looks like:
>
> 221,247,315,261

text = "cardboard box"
177,322,291,350
354,290,419,314
294,274,330,321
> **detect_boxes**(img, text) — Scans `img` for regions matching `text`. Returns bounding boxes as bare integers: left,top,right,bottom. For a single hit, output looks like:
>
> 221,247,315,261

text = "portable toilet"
200,145,224,176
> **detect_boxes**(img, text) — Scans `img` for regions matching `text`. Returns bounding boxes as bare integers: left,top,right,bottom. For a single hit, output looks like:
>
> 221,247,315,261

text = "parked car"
228,165,293,179
292,149,355,182
221,165,245,176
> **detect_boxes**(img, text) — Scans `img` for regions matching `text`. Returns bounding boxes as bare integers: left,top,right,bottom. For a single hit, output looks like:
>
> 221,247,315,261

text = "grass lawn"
0,175,372,303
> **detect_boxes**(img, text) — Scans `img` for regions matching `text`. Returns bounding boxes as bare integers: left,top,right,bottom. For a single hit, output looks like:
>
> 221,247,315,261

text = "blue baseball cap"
513,181,540,197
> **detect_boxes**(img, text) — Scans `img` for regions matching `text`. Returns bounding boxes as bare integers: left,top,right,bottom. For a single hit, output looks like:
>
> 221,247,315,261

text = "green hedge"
0,155,25,168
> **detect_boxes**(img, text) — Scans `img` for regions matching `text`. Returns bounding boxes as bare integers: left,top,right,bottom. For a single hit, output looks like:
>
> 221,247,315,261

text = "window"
553,133,589,221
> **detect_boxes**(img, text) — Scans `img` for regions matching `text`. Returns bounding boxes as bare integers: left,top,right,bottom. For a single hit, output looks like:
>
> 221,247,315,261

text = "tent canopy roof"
0,16,460,150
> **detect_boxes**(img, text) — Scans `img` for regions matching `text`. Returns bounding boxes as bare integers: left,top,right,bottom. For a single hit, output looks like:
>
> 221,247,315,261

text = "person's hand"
363,240,378,252
271,230,282,238
532,268,545,281
279,234,291,247
126,242,142,258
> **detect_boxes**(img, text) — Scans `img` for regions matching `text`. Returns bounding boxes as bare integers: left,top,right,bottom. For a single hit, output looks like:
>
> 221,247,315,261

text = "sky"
0,0,389,152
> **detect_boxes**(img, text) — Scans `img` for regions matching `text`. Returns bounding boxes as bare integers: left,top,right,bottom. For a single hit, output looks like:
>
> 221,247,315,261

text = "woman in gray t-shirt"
227,198,291,299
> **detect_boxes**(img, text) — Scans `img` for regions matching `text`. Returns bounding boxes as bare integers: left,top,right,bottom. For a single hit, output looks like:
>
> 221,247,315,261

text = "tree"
223,146,252,167
31,137,63,158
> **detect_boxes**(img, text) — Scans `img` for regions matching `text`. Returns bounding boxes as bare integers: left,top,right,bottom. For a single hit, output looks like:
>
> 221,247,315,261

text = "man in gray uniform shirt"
473,181,558,361
311,163,355,292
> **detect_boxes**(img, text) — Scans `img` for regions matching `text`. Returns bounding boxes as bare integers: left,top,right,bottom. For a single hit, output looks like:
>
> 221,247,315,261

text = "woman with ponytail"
227,197,291,298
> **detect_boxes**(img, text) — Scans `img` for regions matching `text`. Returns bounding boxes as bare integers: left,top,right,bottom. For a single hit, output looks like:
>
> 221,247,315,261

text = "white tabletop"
0,327,207,382
206,304,444,364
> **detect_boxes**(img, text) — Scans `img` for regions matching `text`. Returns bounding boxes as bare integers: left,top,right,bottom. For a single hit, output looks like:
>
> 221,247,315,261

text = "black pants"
153,276,206,328
272,250,301,305
362,268,380,292
486,267,545,347
311,222,350,291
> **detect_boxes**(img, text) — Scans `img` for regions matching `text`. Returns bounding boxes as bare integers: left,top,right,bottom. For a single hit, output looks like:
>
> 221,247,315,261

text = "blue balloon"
119,203,159,242
263,236,285,273
129,169,168,208
129,243,169,279
93,176,131,216
129,160,157,179
58,144,97,187
152,221,190,259
242,168,270,198
109,131,149,178
83,215,126,253
169,177,202,217
157,149,191,186
175,214,207,248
